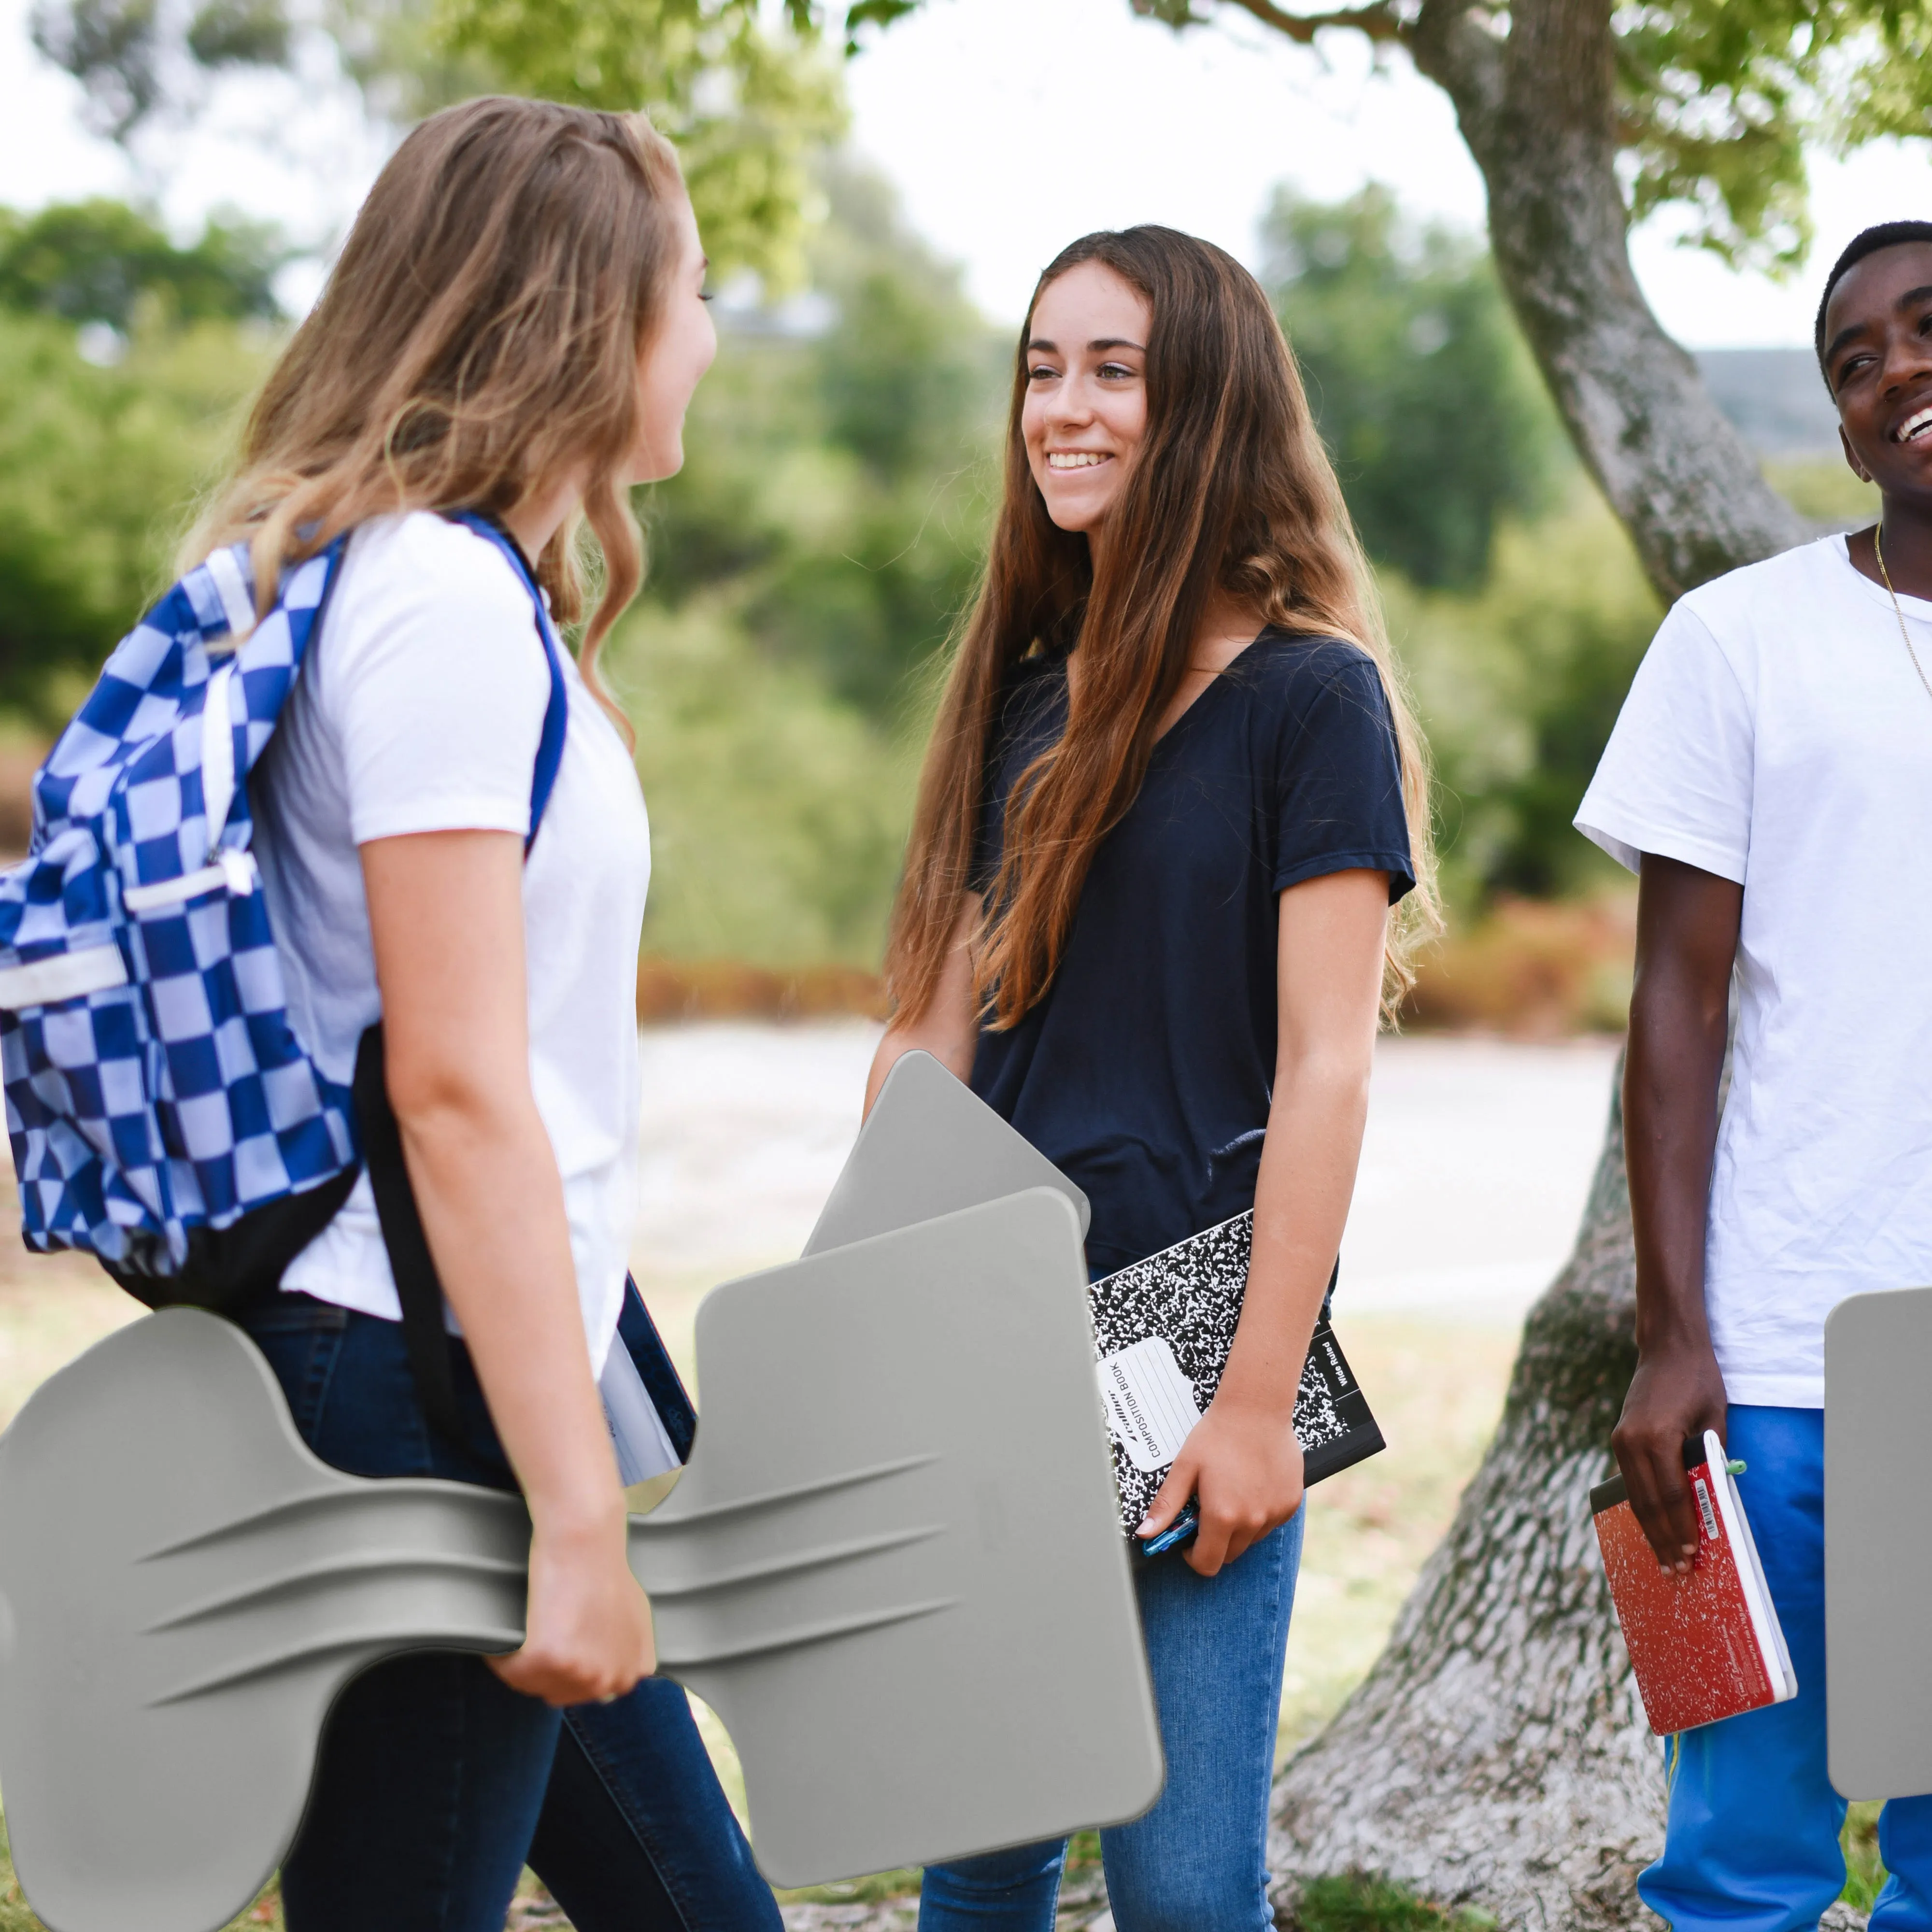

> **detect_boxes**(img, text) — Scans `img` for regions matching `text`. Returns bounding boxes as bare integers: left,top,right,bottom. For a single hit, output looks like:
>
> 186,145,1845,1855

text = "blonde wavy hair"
185,95,689,724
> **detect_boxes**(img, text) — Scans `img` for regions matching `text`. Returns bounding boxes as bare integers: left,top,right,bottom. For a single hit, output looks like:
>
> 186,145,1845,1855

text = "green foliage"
30,0,294,145
0,201,286,331
1765,452,1878,528
608,595,919,966
1614,0,1932,275
1291,1872,1497,1932
30,0,846,284
644,158,1003,716
0,311,273,714
429,0,846,286
185,0,290,68
1385,491,1662,906
1263,185,1564,591
609,162,1002,963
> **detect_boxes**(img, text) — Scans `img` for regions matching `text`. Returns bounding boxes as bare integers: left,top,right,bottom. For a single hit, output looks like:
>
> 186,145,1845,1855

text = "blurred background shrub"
0,199,286,331
1262,183,1565,593
639,157,1002,721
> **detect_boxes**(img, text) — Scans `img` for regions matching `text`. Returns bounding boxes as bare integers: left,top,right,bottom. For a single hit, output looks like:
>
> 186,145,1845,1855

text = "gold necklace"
1872,523,1932,709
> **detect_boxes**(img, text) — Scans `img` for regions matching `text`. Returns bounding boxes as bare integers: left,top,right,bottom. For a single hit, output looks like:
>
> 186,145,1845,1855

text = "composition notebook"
1591,1427,1796,1735
1091,1209,1384,1536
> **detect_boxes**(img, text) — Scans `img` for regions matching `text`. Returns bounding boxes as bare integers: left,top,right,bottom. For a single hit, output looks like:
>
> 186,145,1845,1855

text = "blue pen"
1137,1498,1200,1558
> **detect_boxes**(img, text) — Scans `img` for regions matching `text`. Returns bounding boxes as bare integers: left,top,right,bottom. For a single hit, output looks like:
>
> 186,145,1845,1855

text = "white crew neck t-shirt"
248,512,650,1372
1576,533,1932,1407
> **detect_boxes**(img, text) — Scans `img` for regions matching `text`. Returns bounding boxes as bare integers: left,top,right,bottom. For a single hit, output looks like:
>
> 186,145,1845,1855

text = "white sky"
4,0,1932,346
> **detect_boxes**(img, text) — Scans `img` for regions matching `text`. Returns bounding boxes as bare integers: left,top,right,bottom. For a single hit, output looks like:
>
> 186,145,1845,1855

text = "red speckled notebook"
1591,1428,1797,1736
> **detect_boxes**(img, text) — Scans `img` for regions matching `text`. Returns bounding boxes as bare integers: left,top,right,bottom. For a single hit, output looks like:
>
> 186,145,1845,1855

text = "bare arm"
863,895,981,1117
1142,867,1390,1577
362,829,654,1705
1611,852,1742,1573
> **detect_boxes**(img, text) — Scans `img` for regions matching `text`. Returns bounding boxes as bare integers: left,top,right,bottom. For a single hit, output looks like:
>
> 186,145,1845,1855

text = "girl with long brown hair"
868,226,1434,1931
189,97,781,1932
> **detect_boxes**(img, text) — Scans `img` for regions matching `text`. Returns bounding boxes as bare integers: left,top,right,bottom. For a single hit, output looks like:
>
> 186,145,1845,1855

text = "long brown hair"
185,95,688,724
885,226,1439,1029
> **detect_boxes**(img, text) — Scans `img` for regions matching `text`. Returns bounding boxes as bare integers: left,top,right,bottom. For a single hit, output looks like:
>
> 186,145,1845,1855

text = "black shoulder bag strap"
351,513,568,1441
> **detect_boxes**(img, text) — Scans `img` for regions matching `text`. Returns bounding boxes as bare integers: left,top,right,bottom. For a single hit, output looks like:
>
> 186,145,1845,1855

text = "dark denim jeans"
238,1292,781,1932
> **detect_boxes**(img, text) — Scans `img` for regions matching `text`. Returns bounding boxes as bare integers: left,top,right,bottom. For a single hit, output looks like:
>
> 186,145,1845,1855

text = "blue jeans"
919,1506,1303,1932
238,1293,781,1932
1641,1405,1932,1932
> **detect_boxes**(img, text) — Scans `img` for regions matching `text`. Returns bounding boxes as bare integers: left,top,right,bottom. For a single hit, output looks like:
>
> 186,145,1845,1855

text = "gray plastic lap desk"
1825,1283,1932,1799
0,1188,1160,1932
805,1049,1090,1256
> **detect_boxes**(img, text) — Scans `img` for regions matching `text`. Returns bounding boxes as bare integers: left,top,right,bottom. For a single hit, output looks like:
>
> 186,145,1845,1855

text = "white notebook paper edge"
1703,1426,1798,1704
600,1335,682,1487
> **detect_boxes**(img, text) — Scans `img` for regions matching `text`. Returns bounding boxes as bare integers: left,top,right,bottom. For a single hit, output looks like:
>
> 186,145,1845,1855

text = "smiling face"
628,192,716,484
1822,241,1932,498
1020,260,1152,541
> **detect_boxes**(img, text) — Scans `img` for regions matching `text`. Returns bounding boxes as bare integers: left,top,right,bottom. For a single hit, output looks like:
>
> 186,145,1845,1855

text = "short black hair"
1815,221,1932,384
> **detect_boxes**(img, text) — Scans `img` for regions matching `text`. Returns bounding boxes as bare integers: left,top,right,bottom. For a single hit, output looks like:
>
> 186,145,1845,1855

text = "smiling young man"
1574,221,1932,1931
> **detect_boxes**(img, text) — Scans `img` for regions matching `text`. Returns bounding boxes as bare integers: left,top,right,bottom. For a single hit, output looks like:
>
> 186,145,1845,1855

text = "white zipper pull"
217,848,258,897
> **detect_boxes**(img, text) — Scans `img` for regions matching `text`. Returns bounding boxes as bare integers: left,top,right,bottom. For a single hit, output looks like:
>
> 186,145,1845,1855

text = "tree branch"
1211,0,1408,45
1409,0,1502,125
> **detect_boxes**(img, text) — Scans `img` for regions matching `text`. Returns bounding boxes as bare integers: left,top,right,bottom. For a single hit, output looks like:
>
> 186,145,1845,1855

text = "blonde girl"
192,97,780,1932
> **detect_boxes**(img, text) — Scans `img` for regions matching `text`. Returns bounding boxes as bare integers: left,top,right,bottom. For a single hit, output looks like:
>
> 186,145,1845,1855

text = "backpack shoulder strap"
358,512,584,1443
445,511,569,847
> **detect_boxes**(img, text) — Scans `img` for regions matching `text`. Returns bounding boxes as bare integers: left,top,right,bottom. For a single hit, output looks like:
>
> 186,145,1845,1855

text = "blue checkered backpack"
0,513,574,1426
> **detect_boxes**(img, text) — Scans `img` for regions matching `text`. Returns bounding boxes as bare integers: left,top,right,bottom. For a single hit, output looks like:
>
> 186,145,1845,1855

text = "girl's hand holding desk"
365,827,654,1706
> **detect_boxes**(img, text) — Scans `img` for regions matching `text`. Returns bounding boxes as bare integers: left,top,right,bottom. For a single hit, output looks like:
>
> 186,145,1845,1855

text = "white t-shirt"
249,512,650,1372
1575,533,1932,1406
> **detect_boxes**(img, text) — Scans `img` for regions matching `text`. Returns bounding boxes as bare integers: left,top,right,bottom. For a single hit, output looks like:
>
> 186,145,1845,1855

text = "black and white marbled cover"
1089,1210,1385,1535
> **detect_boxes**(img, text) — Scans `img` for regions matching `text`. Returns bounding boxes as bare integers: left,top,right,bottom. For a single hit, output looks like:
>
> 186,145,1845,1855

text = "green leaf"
0,200,289,330
427,0,847,284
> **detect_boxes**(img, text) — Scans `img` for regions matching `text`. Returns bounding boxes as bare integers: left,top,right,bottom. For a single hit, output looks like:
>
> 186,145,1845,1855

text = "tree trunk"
1257,4,1815,1922
1409,0,1807,605
1270,1069,1661,1929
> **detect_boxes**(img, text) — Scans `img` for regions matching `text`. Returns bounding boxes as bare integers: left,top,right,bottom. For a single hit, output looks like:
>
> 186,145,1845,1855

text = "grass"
1844,1801,1887,1914
1289,1873,1498,1932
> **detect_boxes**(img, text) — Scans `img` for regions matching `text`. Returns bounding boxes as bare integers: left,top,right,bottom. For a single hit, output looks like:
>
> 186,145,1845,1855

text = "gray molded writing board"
805,1048,1089,1256
0,1187,1160,1932
653,1186,1158,1881
1825,1282,1932,1798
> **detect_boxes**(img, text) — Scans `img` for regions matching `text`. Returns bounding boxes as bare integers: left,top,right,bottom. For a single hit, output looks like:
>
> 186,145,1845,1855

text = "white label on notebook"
1097,1337,1202,1473
1693,1476,1719,1542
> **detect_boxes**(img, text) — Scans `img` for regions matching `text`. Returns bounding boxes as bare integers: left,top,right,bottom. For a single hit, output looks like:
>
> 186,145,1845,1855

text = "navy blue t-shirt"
970,631,1415,1276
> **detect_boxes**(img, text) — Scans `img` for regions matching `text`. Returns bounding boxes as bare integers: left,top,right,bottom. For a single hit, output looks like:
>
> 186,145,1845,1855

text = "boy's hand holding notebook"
1592,1428,1796,1735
